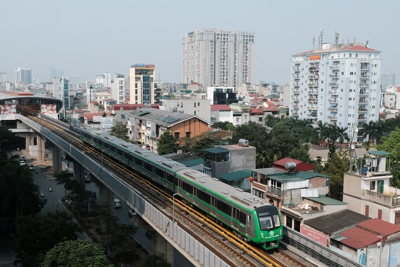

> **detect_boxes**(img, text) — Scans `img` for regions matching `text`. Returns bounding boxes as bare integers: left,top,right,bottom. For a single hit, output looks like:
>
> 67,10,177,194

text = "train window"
182,181,193,194
144,162,153,172
216,199,232,216
110,145,116,152
166,173,174,183
99,140,103,146
247,215,252,226
103,142,108,149
127,154,133,161
198,190,211,204
155,168,165,178
239,212,246,224
117,148,123,156
135,157,142,166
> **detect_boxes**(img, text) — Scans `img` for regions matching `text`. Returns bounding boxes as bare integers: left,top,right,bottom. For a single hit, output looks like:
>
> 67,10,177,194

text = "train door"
232,208,240,231
246,214,252,236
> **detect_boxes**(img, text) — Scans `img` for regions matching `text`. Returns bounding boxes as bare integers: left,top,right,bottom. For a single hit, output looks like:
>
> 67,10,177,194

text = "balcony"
359,99,367,104
292,97,299,101
358,108,367,113
308,98,318,102
360,75,369,80
292,112,298,116
293,67,300,72
328,115,337,120
330,65,340,70
267,187,282,196
293,90,300,94
309,75,316,79
329,82,339,87
328,99,338,103
329,74,339,78
293,75,300,79
293,83,300,87
359,91,368,96
308,90,318,94
329,90,338,95
308,113,318,118
360,83,369,87
362,189,400,207
358,116,367,121
308,83,319,87
292,104,299,108
329,107,338,112
308,105,318,110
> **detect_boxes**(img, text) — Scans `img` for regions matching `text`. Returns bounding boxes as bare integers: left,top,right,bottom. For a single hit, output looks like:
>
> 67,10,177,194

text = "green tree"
110,122,129,141
289,144,312,163
0,161,45,225
211,121,234,131
322,150,349,201
0,126,20,154
272,118,314,143
12,212,82,266
158,131,178,155
190,135,219,158
358,120,385,145
141,253,171,267
42,240,113,267
264,126,300,166
264,114,282,128
377,128,400,162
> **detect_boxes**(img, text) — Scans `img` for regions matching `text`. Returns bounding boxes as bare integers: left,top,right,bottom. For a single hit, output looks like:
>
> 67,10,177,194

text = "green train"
80,128,283,250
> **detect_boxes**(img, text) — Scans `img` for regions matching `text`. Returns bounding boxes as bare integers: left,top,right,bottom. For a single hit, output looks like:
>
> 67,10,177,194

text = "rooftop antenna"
312,37,316,50
349,127,358,173
353,37,356,42
365,37,370,48
334,30,339,46
318,29,324,49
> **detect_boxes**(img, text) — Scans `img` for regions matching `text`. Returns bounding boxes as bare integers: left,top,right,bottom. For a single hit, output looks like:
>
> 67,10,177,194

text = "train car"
80,128,282,249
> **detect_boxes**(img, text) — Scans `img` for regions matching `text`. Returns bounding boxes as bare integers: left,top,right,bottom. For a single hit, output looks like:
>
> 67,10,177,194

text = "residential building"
343,151,400,225
158,82,188,94
207,86,238,105
96,73,111,88
182,28,254,88
0,82,11,91
159,97,211,123
0,72,7,83
273,158,314,171
85,81,95,105
15,67,32,88
202,144,256,179
127,108,208,152
112,103,159,124
111,73,126,104
53,77,70,117
290,41,381,137
230,103,250,126
280,83,290,107
381,71,396,91
383,85,400,110
129,64,156,104
94,90,112,104
210,104,233,124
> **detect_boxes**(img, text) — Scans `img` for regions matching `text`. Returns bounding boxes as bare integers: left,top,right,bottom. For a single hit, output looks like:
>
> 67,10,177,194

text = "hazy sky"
1,0,399,85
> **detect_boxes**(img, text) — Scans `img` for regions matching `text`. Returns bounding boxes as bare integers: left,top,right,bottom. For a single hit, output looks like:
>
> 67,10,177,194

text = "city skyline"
0,0,399,85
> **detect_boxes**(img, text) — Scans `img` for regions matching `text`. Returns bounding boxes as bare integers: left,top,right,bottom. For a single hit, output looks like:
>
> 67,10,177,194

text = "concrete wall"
170,118,208,139
344,172,362,198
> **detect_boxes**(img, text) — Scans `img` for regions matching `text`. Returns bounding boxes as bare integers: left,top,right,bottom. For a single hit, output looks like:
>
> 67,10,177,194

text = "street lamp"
378,235,383,266
172,193,178,223
0,139,8,152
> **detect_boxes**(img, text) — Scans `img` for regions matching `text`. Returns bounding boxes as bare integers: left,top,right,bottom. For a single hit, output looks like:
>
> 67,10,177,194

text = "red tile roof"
211,105,232,111
397,86,400,93
84,112,104,121
89,101,99,105
73,109,86,113
262,107,279,112
340,45,377,52
273,158,315,171
340,219,400,249
249,108,264,115
112,104,160,111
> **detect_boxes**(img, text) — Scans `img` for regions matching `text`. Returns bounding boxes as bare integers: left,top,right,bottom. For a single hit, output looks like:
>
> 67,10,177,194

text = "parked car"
128,209,137,217
20,160,26,166
114,199,122,209
20,155,25,161
29,165,35,170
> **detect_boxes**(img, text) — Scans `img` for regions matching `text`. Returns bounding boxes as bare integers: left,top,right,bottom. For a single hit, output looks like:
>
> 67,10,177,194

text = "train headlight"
261,233,264,238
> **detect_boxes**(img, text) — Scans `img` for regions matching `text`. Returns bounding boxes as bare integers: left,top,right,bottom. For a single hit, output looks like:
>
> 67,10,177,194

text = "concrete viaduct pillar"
73,161,86,187
152,231,174,264
52,145,62,175
98,182,114,209
37,136,45,162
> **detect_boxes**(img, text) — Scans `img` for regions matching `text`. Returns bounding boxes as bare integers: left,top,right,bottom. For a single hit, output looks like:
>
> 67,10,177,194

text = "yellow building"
129,64,156,104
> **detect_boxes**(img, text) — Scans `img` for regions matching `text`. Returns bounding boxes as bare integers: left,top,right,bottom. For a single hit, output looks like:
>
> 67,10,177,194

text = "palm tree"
315,121,328,146
325,124,349,146
358,120,384,145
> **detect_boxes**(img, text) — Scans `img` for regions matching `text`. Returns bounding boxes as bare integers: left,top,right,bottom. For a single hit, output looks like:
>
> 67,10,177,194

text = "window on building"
258,117,262,122
294,220,301,232
174,132,180,139
186,132,190,138
121,114,125,119
370,181,376,190
286,216,293,228
194,102,196,108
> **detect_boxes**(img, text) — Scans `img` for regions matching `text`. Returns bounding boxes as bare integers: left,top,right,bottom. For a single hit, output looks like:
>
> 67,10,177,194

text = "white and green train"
80,128,283,250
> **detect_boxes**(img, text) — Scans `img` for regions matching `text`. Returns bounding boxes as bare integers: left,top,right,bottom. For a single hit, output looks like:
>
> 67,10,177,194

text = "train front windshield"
256,206,281,230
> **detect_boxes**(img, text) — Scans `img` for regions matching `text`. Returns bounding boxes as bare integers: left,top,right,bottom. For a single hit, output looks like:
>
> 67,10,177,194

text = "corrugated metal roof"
203,147,228,154
305,195,346,206
295,171,331,179
368,150,390,156
219,169,252,182
357,218,400,236
305,210,370,235
340,226,380,249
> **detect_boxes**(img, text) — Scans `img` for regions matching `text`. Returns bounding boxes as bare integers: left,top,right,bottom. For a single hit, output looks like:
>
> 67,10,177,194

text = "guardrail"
18,115,228,267
283,227,361,267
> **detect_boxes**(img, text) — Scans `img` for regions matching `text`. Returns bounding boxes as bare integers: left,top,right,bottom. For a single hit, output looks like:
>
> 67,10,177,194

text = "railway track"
31,115,310,267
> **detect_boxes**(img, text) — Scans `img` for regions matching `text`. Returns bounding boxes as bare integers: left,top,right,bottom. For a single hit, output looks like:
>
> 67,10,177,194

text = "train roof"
175,169,269,210
84,128,187,172
82,128,270,211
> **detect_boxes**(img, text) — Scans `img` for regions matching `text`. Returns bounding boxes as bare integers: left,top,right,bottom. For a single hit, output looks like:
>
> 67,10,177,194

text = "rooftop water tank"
238,139,249,147
285,162,297,172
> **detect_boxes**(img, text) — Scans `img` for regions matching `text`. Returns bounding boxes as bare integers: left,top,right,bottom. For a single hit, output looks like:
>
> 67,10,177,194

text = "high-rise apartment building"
289,42,381,136
129,64,156,104
111,73,126,104
96,73,111,88
86,81,95,105
182,28,254,88
15,67,32,88
53,77,70,117
381,71,396,91
0,72,7,83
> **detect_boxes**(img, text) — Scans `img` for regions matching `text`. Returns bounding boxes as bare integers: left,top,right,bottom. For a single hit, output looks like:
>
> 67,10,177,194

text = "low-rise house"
343,151,400,225
127,108,208,153
210,105,233,124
